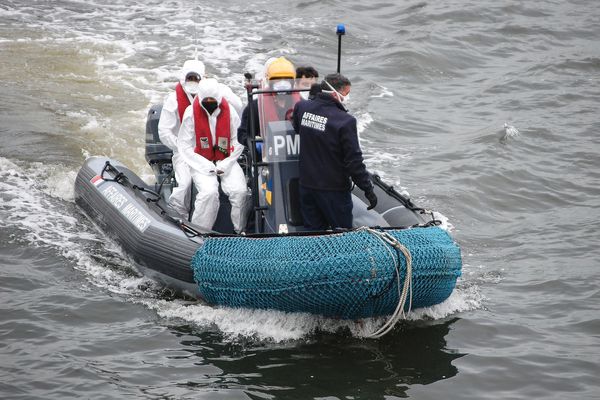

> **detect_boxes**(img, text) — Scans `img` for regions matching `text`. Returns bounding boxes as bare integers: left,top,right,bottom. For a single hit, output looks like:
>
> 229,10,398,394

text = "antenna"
193,11,199,60
336,24,345,73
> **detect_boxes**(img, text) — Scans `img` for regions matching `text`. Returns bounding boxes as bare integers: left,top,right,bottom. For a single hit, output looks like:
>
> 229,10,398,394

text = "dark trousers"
299,185,353,230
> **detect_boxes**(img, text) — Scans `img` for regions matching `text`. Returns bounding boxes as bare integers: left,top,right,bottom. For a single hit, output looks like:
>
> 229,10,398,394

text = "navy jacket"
237,99,258,148
292,93,373,193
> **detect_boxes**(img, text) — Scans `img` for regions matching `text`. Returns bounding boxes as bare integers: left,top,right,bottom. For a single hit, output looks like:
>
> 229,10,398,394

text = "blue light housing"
336,24,346,35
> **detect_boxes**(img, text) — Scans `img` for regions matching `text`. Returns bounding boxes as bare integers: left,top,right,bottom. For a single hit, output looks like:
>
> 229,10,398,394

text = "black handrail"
244,74,263,233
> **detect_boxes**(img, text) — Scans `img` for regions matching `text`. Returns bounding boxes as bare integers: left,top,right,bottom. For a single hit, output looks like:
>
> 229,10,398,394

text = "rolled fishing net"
191,226,462,319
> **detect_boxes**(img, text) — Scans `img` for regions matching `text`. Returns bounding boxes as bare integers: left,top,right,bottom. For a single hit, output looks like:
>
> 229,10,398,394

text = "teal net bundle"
191,226,462,319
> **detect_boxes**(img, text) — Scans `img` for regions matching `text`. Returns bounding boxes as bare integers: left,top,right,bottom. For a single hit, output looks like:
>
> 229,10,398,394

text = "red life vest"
258,91,302,136
192,96,231,161
175,83,191,122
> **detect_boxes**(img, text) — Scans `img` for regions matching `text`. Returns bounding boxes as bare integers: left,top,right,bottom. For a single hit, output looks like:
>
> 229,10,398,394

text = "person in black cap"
292,73,377,230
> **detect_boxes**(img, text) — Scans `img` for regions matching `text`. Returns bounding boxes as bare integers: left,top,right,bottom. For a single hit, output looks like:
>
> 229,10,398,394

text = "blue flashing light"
336,24,346,35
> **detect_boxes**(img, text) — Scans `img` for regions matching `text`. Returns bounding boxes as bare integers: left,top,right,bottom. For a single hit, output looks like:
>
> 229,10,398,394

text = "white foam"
81,117,100,131
34,162,78,201
0,158,68,225
432,210,454,232
0,156,146,293
64,110,103,133
501,122,520,143
92,94,114,101
356,111,374,135
408,285,482,320
370,85,395,98
135,281,482,342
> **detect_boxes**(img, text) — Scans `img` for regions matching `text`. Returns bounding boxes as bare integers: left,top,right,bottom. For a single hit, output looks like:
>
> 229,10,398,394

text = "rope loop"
358,227,413,338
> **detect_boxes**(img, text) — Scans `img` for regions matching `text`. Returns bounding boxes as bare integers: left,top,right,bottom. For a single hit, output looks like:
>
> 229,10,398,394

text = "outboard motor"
144,104,174,198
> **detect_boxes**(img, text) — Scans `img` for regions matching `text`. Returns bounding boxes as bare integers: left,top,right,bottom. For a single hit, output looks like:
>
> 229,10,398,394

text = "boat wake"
136,284,481,341
0,156,152,292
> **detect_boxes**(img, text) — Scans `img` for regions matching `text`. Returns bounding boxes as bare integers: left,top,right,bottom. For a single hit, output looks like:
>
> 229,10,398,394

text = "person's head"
180,59,206,96
296,66,319,99
197,78,222,115
308,82,322,100
321,73,351,105
264,57,295,106
295,66,319,89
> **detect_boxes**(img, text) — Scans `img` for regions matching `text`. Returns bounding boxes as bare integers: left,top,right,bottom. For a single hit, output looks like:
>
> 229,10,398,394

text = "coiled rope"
359,227,413,338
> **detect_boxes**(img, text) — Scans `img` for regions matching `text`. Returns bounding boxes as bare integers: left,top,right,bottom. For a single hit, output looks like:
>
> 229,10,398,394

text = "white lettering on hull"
101,185,151,233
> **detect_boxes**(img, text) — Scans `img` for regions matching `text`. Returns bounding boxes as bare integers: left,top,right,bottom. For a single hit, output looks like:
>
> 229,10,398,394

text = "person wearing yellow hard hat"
237,56,298,148
260,56,301,130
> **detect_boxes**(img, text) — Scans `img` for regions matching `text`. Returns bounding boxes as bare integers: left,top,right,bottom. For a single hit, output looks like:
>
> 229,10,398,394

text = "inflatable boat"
74,79,462,325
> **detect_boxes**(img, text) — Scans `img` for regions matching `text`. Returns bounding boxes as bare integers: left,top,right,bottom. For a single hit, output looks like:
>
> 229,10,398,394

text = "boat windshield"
256,78,306,163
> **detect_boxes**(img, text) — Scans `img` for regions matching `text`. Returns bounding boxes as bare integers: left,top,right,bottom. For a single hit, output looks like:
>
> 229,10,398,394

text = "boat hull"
75,157,201,288
75,156,462,319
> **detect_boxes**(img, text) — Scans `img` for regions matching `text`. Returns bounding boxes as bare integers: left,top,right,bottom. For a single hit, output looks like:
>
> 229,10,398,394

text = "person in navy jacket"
292,73,377,230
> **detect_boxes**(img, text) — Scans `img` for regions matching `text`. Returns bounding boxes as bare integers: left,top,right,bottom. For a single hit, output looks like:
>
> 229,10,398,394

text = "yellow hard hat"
266,57,296,80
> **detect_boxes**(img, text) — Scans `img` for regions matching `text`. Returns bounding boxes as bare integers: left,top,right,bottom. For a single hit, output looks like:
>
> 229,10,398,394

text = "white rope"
359,227,413,338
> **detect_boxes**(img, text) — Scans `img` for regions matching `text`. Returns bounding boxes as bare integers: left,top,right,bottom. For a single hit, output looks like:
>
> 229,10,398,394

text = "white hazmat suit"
178,78,247,232
158,59,243,219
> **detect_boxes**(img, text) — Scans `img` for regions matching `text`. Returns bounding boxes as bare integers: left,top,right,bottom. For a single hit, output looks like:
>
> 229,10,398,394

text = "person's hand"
365,190,378,210
214,160,225,176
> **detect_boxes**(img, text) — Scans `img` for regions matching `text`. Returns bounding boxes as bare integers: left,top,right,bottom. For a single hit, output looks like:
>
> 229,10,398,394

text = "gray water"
1,0,599,398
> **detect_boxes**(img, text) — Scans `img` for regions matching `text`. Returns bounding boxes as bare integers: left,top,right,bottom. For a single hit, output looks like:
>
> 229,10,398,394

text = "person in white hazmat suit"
158,59,243,220
177,78,247,232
